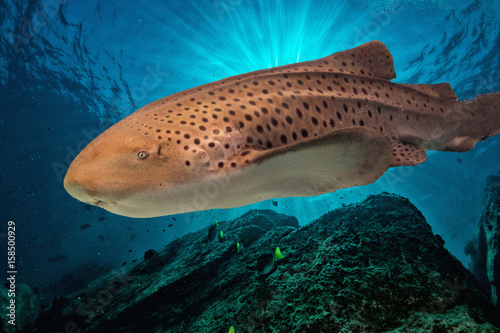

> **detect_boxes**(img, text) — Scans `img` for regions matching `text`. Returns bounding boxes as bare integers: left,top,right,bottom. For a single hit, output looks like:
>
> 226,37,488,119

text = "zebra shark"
64,41,500,217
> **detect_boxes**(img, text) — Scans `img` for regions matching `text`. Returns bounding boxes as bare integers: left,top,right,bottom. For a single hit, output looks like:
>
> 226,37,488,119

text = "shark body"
64,41,500,217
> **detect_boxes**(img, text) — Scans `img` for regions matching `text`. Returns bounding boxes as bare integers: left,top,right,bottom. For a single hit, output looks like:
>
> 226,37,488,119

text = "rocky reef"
33,193,499,332
466,175,500,308
0,283,40,333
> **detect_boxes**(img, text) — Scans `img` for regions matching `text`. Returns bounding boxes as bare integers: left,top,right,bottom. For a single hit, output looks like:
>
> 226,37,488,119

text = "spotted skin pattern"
119,41,497,169
64,41,500,217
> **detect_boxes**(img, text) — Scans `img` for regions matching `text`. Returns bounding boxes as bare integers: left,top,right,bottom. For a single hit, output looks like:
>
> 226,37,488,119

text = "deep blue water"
1,0,499,307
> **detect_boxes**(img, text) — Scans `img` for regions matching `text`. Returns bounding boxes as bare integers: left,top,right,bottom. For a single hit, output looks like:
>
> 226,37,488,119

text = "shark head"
63,116,209,217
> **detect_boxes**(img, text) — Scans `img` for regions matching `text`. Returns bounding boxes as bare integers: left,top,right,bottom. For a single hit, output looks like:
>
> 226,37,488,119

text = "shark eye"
137,151,149,160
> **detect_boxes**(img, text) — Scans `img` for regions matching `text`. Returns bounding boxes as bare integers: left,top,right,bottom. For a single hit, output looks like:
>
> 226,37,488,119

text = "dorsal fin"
400,83,458,100
319,40,397,80
147,42,397,109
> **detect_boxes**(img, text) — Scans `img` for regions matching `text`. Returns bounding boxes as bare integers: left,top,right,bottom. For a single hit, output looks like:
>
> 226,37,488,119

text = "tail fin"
447,92,500,152
465,92,500,138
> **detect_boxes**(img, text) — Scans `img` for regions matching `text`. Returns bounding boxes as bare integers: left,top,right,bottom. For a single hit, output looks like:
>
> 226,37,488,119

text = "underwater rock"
466,175,500,307
144,249,157,261
0,283,41,333
207,224,218,242
33,195,499,332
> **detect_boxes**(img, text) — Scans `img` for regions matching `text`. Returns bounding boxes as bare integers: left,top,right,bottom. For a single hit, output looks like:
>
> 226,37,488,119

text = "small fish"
80,223,91,230
168,224,173,227
237,241,244,254
275,247,284,260
98,216,107,222
47,255,67,262
64,41,500,218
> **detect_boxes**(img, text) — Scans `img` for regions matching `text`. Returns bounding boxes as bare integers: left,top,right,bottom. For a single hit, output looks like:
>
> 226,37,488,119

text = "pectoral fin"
231,127,393,198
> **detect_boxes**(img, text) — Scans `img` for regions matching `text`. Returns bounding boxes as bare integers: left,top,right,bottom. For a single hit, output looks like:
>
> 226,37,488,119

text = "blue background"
1,0,499,305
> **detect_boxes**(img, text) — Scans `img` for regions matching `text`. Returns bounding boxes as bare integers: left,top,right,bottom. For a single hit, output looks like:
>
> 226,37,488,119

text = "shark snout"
64,175,121,211
63,160,115,206
64,154,136,213
64,169,101,206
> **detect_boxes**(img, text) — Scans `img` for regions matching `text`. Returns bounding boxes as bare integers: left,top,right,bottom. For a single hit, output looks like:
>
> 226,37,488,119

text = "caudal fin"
466,92,500,138
447,92,500,152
